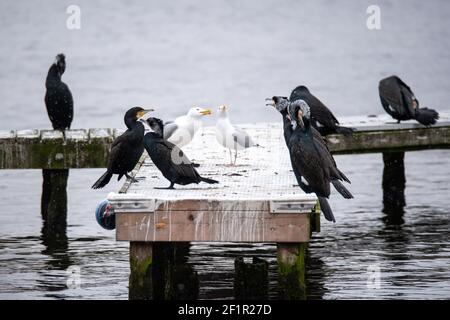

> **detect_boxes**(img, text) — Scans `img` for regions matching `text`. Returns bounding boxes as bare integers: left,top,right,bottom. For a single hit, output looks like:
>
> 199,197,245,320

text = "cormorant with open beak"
45,53,73,131
289,85,353,136
288,100,353,222
378,75,439,126
92,107,153,189
144,117,219,189
266,96,351,196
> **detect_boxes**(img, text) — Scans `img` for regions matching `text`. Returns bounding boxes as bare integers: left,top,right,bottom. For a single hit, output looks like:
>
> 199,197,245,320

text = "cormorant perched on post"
45,53,73,131
144,117,219,189
378,75,439,126
266,96,351,196
92,107,153,189
289,85,353,136
287,100,353,222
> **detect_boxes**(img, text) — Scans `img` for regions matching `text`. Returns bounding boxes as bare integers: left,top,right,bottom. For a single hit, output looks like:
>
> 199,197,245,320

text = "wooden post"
129,242,154,300
277,243,307,300
41,169,69,237
129,242,198,300
382,152,406,220
234,257,269,300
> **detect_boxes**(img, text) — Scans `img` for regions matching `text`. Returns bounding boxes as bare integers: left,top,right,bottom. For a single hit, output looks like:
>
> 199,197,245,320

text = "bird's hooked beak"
198,108,212,116
137,108,154,119
265,98,275,107
297,110,305,129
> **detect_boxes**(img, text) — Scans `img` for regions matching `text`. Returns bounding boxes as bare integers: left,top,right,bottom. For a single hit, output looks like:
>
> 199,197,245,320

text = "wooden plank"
115,211,310,243
0,129,114,169
1,111,449,168
328,126,450,154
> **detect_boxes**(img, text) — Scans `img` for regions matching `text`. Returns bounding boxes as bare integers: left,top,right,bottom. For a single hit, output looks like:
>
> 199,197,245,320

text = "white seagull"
215,105,256,165
164,107,212,147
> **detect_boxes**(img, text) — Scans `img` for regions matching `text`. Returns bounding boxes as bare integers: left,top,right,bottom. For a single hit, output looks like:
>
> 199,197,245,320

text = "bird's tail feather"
337,168,351,184
201,177,219,184
415,108,439,126
331,179,353,199
318,197,335,222
335,126,354,136
92,171,113,189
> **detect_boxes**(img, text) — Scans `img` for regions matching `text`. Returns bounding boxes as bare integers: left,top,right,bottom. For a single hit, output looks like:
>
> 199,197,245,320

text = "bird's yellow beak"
137,108,154,118
199,108,212,116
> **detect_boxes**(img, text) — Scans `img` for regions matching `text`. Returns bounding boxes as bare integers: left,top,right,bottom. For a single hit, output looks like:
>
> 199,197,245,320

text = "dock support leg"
234,257,269,300
382,152,406,221
277,243,307,300
129,242,154,300
41,169,69,238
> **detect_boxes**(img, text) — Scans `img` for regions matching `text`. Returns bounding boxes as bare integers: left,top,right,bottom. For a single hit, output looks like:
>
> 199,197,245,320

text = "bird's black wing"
289,138,330,197
307,94,340,128
154,140,200,180
379,76,415,119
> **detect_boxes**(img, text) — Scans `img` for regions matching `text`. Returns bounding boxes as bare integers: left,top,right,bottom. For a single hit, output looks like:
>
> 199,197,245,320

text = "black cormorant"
378,75,439,126
287,100,353,222
267,96,351,196
45,53,73,131
92,107,153,189
289,85,353,136
144,117,219,189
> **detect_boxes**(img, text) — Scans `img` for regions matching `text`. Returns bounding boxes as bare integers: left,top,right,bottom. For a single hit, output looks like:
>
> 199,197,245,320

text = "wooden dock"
106,112,450,299
1,112,449,299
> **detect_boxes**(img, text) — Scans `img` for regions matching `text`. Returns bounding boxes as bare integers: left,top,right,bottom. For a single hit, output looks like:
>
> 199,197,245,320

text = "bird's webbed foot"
154,183,175,190
125,173,138,183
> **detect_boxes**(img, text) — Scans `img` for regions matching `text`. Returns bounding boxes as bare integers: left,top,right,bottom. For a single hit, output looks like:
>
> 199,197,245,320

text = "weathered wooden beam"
327,126,450,155
234,257,269,300
277,243,307,300
0,129,122,169
129,242,154,300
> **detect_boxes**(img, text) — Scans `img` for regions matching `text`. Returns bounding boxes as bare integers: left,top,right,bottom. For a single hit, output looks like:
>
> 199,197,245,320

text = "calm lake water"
0,0,449,299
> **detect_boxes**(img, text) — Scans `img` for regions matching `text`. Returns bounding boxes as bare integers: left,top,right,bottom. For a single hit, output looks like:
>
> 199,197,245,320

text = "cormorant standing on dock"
289,85,353,136
267,96,351,195
144,117,219,189
378,75,439,126
45,54,73,131
288,100,353,222
92,107,152,189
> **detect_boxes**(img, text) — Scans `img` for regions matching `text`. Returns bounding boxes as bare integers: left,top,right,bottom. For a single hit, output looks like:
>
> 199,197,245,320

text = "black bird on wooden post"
92,107,153,189
143,117,218,189
378,75,439,126
289,85,354,136
287,100,353,222
45,53,73,132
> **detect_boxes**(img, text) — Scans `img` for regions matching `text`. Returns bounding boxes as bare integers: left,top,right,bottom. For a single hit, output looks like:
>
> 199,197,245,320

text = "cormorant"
267,96,351,196
289,85,353,136
92,107,153,189
164,107,212,147
45,53,73,130
215,105,257,165
144,117,219,189
378,75,439,126
287,100,353,222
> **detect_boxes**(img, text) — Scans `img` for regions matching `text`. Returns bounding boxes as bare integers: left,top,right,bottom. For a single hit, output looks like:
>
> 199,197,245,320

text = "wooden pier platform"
1,112,449,299
106,112,450,299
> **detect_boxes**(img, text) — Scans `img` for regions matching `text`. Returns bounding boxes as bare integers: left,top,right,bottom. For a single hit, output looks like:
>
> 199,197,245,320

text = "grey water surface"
0,0,449,299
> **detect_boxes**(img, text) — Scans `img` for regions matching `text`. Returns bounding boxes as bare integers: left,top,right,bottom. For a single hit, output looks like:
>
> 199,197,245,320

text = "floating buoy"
95,199,115,230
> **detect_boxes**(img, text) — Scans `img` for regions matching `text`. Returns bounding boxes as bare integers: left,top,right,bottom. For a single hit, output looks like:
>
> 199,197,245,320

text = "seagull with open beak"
163,106,212,148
